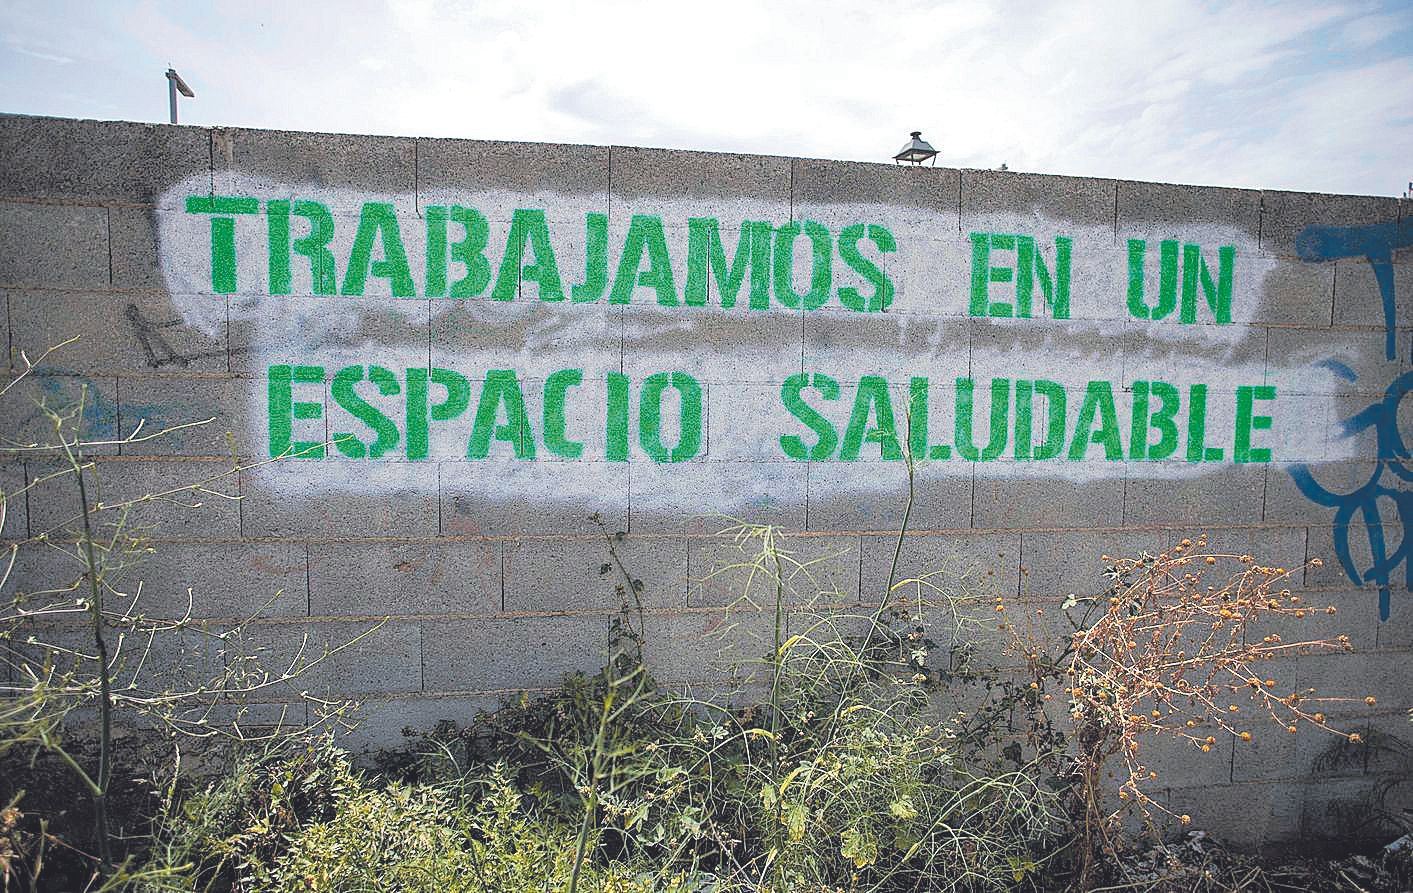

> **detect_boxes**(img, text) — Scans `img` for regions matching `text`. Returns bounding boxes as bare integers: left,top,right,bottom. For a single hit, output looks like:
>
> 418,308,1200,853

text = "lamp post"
166,68,194,124
893,131,938,166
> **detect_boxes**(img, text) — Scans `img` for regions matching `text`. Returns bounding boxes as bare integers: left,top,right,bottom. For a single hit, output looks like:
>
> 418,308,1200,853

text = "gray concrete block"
232,618,423,697
625,303,800,385
1252,588,1379,657
416,137,609,224
1266,326,1406,397
687,533,859,608
9,290,227,375
791,158,959,232
859,531,1020,607
1259,190,1400,257
9,540,308,620
627,460,805,534
0,202,109,289
807,460,972,533
641,607,780,686
504,534,686,612
241,461,438,538
118,375,259,456
1121,319,1266,390
960,169,1116,248
432,299,619,381
805,307,967,381
309,540,500,616
1232,709,1368,784
1304,523,1402,591
230,294,430,375
1116,180,1261,248
1123,463,1266,526
973,463,1124,528
0,114,210,208
441,460,627,536
1250,257,1335,326
107,206,163,289
887,235,973,319
212,127,416,214
1162,782,1294,846
1198,526,1308,577
1375,596,1413,649
1332,257,1413,329
3,372,121,455
336,693,500,755
12,618,225,696
1018,529,1161,599
609,146,790,229
1131,724,1234,791
1286,650,1407,719
27,456,242,538
972,317,1125,390
421,613,610,691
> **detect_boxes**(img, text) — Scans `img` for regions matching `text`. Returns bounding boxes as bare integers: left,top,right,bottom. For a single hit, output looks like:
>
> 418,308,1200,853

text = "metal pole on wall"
166,68,194,124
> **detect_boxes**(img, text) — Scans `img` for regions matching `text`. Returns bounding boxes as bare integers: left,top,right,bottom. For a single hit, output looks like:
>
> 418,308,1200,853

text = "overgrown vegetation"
2,343,1409,891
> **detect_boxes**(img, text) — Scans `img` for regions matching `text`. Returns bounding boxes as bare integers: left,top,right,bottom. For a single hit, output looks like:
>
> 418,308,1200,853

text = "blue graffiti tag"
1290,217,1413,620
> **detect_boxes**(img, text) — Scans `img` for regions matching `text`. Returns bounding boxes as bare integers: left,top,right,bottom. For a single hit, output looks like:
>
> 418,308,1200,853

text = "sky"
1,0,1410,197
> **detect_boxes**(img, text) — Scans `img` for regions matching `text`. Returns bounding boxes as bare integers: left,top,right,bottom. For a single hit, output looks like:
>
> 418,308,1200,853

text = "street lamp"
166,68,194,124
893,131,938,166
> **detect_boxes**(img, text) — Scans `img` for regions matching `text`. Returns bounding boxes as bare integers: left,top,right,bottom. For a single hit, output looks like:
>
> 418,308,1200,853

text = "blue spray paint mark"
1292,216,1412,620
1295,218,1412,360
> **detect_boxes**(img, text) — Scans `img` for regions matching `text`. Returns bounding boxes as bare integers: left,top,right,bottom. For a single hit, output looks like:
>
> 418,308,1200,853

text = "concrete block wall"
3,113,1410,848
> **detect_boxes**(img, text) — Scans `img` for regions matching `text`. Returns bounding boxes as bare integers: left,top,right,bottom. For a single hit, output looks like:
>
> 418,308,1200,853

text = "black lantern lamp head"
893,131,938,166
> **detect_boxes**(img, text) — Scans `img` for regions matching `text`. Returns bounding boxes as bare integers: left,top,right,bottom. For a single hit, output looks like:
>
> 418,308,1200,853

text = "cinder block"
626,303,801,385
704,383,784,462
232,618,423,696
1131,723,1234,791
9,290,227,375
1259,190,1400,258
1266,326,1405,397
504,534,686,612
959,169,1116,249
973,463,1124,528
627,460,805,534
1375,594,1413,649
241,460,438,538
118,376,259,457
432,299,620,381
1304,522,1402,591
1233,711,1368,783
687,533,859,608
13,619,225,696
416,136,609,224
1123,463,1266,526
3,373,121,455
8,540,309,620
1162,782,1295,847
1197,526,1308,577
791,158,959,233
859,531,1020,606
1364,709,1413,773
1018,529,1161,599
1116,180,1261,249
1331,257,1413,329
973,317,1124,390
1121,319,1266,389
805,306,967,381
421,613,610,691
887,235,973,319
0,202,109,289
336,693,500,756
212,126,416,214
1250,257,1335,326
609,145,790,229
807,460,972,533
441,460,628,536
107,206,163,289
641,607,780,686
309,540,500,616
1288,650,1407,716
230,294,430,375
1253,588,1379,657
0,115,210,208
27,456,242,538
